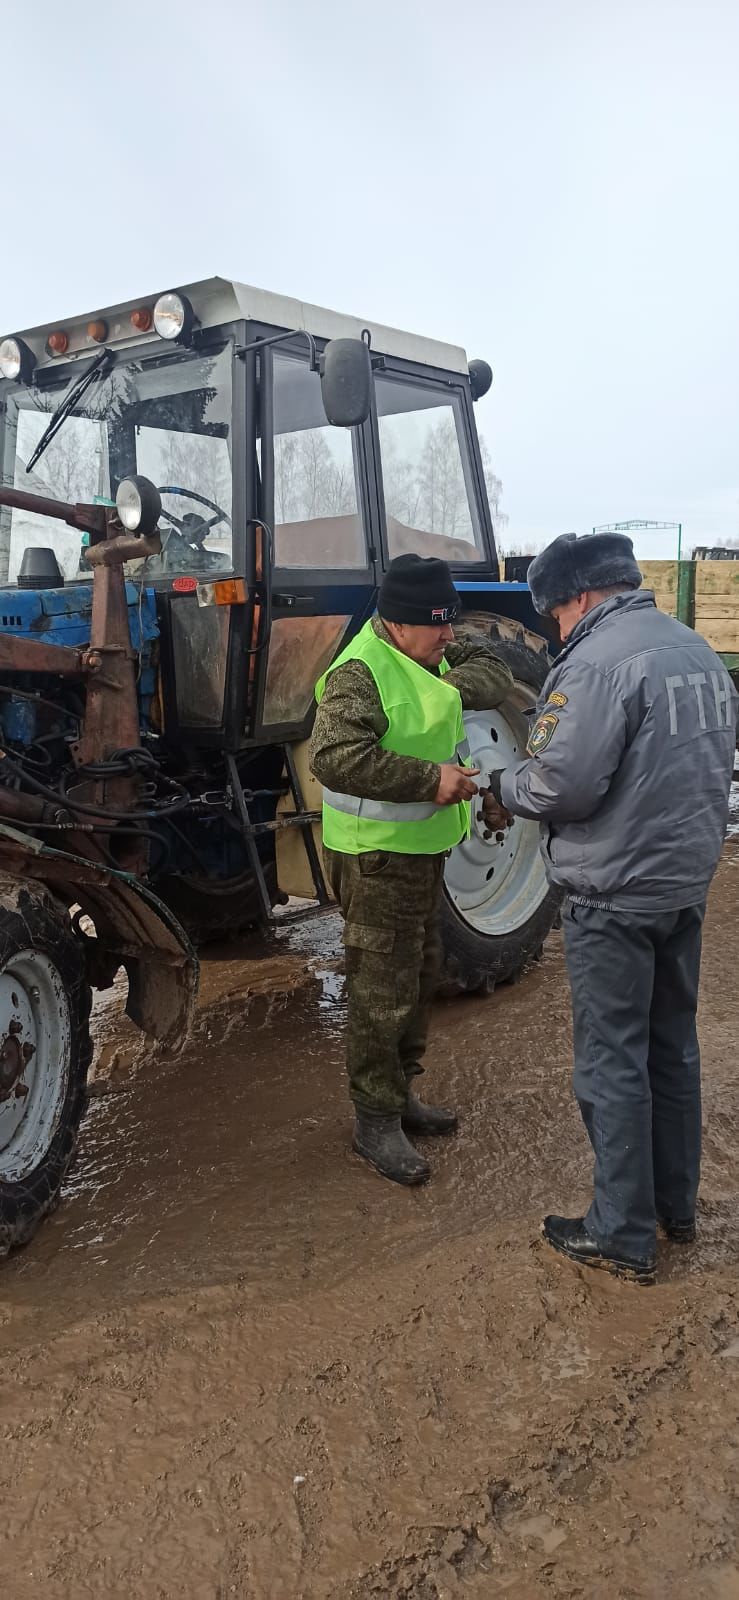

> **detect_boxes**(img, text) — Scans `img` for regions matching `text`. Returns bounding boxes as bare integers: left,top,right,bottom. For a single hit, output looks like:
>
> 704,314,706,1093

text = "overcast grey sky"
3,0,738,558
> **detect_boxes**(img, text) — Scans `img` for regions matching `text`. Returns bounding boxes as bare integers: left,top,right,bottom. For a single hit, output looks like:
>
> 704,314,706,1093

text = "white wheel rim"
0,950,71,1183
444,690,549,937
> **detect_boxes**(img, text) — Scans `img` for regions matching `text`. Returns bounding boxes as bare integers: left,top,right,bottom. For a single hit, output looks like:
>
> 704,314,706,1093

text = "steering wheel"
152,485,233,575
157,485,232,539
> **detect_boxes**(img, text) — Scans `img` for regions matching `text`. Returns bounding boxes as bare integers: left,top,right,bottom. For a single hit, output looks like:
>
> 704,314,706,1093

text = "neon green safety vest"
315,619,472,856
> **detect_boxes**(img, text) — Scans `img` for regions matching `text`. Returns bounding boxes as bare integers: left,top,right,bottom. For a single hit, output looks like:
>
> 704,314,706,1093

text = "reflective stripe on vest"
322,735,472,825
315,618,472,857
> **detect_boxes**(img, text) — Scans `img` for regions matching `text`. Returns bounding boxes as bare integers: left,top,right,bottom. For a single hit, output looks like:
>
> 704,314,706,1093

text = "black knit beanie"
527,532,642,616
378,554,460,625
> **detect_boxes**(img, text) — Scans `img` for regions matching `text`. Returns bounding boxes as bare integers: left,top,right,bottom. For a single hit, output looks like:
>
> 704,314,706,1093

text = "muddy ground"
1,833,738,1599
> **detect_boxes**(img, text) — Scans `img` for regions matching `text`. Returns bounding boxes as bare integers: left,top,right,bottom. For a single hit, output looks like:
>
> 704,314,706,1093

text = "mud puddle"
0,853,738,1598
2,907,583,1321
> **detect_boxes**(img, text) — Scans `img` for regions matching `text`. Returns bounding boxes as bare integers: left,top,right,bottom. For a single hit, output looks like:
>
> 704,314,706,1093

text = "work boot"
402,1091,459,1136
352,1108,431,1187
542,1214,656,1285
658,1215,696,1243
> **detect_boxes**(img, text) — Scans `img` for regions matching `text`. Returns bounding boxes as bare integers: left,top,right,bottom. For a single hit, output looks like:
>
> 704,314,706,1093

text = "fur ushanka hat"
527,532,642,616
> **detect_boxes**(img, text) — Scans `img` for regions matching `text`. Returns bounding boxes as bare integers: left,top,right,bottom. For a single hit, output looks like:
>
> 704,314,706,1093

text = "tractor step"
226,749,328,927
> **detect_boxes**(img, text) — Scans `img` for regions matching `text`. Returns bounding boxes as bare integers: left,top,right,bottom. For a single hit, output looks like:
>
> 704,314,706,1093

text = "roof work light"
153,292,195,344
0,336,35,383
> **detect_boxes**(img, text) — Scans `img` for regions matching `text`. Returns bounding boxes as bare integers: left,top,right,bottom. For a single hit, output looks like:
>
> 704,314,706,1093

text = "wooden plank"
697,619,739,651
649,588,678,613
644,560,737,644
641,560,678,592
694,601,739,620
695,561,739,597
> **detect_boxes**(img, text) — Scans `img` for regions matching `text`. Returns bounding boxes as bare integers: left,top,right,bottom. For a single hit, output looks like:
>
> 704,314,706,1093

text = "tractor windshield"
0,343,234,584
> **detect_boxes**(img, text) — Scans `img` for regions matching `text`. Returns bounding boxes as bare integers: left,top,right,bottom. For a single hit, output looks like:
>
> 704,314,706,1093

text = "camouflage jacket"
309,616,513,803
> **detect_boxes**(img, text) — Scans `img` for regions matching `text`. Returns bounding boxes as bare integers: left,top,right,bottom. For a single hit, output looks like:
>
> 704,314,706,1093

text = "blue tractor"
0,280,559,1249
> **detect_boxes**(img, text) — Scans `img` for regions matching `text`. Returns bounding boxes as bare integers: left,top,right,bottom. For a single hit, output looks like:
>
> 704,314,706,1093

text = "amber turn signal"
196,577,248,608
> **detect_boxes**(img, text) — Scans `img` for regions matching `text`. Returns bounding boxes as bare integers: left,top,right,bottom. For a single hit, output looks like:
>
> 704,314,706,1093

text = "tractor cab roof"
12,277,470,376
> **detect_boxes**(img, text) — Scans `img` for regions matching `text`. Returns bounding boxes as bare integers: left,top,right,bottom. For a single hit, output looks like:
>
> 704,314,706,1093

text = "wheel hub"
0,1027,27,1098
470,796,515,848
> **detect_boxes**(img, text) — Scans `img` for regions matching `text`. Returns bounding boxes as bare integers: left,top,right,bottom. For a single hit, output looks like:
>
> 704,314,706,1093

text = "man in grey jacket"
486,531,737,1284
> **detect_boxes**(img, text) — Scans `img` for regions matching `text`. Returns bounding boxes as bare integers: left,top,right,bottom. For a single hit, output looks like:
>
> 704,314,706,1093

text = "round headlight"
0,336,34,383
153,291,194,343
115,475,162,537
0,338,22,379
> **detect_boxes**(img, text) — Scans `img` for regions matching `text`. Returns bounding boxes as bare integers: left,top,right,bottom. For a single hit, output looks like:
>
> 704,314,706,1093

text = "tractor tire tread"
0,882,92,1257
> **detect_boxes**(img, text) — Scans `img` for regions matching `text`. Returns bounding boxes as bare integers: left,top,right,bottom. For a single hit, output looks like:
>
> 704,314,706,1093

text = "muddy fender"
0,824,198,1048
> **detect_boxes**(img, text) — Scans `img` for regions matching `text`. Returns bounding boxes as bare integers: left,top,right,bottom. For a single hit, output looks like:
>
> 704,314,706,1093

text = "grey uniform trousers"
562,899,705,1264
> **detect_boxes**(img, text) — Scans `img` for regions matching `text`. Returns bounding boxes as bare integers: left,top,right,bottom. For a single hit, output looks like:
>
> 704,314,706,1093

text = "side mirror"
320,338,373,427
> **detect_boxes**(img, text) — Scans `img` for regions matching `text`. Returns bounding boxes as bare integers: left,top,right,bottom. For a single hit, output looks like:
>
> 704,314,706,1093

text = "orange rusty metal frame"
0,484,161,867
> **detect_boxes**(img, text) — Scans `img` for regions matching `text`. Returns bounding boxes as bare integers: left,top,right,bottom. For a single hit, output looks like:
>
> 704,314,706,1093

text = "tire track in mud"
331,1257,739,1600
4,1234,737,1598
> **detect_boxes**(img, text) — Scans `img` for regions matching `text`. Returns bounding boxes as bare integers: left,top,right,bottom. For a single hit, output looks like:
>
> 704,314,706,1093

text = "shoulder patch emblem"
548,691,568,708
527,710,559,756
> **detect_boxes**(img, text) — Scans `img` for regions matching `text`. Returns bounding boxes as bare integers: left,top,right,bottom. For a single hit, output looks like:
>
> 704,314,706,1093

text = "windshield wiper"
26,347,112,474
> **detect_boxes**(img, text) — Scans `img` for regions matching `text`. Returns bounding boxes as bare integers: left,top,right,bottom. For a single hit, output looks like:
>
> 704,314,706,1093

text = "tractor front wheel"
0,881,91,1256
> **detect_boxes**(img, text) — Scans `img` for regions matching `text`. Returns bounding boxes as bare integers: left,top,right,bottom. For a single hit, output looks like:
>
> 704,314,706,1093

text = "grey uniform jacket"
501,591,738,912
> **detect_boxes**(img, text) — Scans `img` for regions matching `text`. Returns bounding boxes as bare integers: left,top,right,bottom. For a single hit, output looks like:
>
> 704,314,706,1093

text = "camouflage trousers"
324,847,445,1114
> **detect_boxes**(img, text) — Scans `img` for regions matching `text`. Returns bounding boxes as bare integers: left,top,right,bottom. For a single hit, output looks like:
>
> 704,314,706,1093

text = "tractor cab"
1,279,506,753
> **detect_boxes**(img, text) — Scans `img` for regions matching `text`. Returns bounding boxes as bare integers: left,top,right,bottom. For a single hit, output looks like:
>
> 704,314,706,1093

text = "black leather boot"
352,1108,431,1186
402,1091,459,1136
659,1215,696,1243
542,1214,656,1285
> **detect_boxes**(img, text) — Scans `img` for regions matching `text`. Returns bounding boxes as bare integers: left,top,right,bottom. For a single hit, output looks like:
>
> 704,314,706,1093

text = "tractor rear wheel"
440,613,562,994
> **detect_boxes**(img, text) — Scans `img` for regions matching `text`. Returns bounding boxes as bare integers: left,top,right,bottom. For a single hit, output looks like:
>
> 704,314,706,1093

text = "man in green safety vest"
310,554,513,1187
